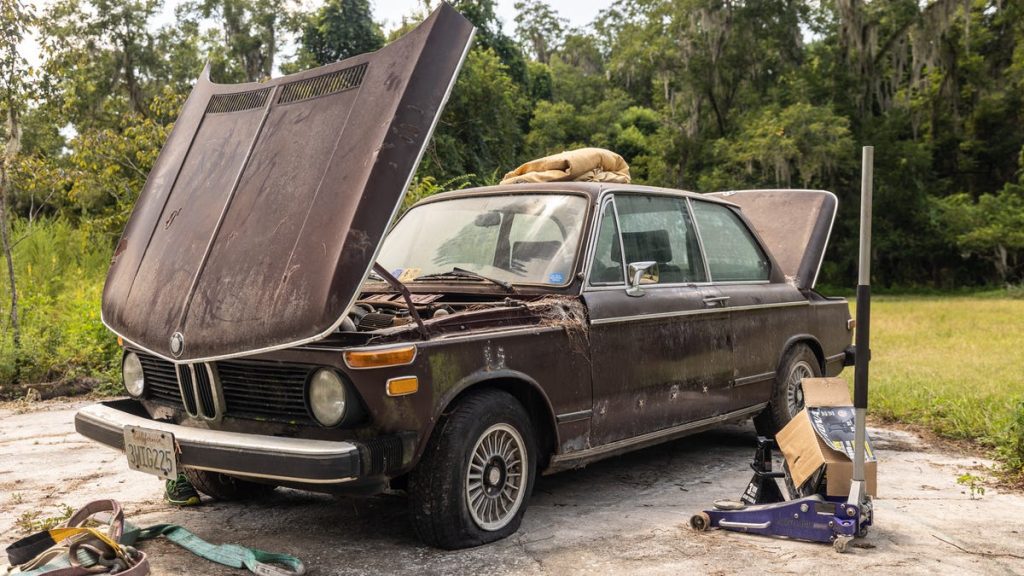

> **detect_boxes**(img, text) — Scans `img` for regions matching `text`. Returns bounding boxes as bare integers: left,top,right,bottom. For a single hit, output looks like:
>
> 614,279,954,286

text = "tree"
292,0,384,69
449,0,528,84
513,0,566,64
938,180,1024,285
702,103,854,189
419,48,528,184
184,0,289,82
0,0,35,383
39,0,166,127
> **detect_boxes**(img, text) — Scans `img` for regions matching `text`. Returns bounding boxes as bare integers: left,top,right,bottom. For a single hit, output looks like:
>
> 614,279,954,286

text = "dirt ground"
2,399,1022,575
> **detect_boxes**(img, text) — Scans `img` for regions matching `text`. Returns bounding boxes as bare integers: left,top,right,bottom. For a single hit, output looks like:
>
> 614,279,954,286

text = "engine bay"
340,293,513,333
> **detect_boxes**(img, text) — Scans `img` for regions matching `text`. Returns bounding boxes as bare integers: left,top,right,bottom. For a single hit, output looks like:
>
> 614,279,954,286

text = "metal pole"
849,146,872,506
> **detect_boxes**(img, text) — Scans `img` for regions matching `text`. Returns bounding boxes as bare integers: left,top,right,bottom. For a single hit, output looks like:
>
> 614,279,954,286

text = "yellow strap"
47,527,123,555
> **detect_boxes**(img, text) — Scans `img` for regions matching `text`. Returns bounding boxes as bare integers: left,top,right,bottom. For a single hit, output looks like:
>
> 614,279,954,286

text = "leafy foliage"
701,104,854,190
0,219,118,392
419,48,528,184
936,183,1024,284
289,0,384,70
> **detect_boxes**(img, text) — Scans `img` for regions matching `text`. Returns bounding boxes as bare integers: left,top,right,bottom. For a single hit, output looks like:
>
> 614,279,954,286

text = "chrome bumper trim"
75,401,361,484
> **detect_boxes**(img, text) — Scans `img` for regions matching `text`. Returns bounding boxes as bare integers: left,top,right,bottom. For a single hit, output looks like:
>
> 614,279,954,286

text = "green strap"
122,524,304,576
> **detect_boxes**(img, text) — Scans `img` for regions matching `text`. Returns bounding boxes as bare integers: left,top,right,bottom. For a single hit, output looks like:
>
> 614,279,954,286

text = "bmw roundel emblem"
170,332,184,357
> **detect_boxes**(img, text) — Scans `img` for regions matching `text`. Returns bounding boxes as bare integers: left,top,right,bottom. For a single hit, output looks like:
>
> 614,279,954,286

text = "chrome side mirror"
626,261,658,297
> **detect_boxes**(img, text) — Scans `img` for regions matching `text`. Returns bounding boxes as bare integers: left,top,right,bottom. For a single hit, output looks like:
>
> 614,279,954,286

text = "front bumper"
76,400,404,485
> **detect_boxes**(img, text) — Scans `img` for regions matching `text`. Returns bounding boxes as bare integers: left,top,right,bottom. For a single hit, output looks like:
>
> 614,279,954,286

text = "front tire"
408,389,537,549
754,344,821,436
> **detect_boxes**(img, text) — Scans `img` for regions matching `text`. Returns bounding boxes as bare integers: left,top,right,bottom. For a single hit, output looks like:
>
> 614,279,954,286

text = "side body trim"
556,409,593,424
590,301,808,326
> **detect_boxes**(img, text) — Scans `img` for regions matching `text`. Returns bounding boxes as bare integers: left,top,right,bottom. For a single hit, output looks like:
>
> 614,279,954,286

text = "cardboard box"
776,377,877,497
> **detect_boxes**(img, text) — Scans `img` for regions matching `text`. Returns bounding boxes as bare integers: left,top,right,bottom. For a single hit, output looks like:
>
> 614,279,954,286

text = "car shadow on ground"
144,423,764,574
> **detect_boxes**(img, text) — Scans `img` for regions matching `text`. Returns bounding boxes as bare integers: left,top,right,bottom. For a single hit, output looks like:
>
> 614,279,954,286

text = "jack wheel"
690,512,711,532
833,536,853,553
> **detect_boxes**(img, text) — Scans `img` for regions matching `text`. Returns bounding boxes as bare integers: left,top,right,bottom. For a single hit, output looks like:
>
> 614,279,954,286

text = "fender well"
434,370,559,468
779,334,825,373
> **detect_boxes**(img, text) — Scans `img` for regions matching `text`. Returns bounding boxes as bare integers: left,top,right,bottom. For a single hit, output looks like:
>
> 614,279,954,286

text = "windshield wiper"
414,267,516,293
371,263,428,339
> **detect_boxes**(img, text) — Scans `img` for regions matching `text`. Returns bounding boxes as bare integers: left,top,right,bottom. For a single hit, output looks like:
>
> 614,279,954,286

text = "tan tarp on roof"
501,147,631,185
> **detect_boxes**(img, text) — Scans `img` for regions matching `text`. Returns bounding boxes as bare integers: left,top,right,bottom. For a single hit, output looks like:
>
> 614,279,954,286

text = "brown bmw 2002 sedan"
75,5,853,549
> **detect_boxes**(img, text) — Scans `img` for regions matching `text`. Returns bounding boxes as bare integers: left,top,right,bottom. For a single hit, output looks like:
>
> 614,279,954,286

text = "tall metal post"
849,146,872,507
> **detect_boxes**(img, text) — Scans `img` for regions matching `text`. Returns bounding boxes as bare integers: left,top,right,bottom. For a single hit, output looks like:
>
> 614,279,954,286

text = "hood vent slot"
278,63,367,105
205,88,272,114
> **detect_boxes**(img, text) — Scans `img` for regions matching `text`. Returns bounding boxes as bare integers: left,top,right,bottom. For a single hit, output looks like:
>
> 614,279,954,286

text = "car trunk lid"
708,189,837,290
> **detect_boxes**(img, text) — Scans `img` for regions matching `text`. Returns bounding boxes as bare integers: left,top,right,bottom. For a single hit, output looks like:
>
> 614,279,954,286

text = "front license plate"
123,426,178,480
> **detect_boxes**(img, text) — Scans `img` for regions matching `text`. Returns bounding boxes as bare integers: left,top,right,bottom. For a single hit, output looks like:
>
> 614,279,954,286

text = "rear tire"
183,468,276,501
754,344,821,437
408,389,537,549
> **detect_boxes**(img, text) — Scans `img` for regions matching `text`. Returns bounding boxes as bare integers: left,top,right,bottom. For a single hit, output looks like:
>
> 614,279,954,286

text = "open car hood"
102,5,474,363
708,189,837,290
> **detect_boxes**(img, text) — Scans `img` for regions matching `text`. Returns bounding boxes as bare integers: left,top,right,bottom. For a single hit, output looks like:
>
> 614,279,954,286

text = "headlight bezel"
307,368,348,427
122,351,146,398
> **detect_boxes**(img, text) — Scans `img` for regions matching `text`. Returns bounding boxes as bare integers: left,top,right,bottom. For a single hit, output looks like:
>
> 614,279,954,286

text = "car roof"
414,182,739,207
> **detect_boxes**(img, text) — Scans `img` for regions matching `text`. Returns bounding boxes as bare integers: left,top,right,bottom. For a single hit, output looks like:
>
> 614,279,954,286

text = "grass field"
845,295,1024,476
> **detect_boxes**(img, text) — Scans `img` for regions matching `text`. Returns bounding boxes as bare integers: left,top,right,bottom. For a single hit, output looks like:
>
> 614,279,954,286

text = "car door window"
690,200,770,281
589,201,625,285
614,195,707,284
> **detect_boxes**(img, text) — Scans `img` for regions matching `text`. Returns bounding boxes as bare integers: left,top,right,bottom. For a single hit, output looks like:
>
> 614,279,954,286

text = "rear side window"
690,200,770,282
613,195,707,284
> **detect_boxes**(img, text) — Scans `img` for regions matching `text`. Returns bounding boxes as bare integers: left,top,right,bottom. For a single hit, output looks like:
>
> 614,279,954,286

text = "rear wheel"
408,389,537,549
754,344,821,437
183,468,276,501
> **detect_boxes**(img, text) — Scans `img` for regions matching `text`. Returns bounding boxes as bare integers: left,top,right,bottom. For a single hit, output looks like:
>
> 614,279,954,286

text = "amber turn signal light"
386,376,419,397
344,345,417,369
117,336,123,347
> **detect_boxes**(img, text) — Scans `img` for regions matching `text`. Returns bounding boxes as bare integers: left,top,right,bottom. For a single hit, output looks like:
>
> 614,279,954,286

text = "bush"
0,218,118,394
998,399,1024,482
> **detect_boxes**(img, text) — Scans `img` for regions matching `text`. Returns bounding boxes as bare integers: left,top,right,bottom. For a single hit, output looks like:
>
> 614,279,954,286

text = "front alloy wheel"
466,423,528,531
408,389,537,549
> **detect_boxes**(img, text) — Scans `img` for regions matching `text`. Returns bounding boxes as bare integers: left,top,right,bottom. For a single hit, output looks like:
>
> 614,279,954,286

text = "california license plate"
124,426,178,480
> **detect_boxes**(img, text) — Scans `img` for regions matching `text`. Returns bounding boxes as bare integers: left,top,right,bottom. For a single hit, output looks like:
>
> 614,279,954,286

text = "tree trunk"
1,105,22,384
994,244,1009,286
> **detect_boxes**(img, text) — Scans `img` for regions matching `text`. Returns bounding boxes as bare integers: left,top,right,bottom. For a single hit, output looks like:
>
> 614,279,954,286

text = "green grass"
0,218,119,395
847,295,1024,477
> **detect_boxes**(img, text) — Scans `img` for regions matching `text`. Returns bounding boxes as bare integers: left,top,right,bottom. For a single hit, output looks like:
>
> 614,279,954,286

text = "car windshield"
378,194,588,286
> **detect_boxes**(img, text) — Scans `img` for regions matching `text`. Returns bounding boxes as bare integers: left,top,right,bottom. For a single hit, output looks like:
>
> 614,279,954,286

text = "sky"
19,0,616,70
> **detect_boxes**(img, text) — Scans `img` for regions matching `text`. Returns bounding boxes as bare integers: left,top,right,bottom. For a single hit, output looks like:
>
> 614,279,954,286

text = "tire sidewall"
451,395,537,543
415,389,538,548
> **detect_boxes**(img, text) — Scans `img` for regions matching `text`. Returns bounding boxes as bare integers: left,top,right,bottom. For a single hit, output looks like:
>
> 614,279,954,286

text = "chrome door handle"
702,296,731,305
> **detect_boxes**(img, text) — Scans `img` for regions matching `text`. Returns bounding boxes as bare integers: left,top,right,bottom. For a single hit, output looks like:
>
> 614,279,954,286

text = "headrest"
612,229,673,263
512,240,561,262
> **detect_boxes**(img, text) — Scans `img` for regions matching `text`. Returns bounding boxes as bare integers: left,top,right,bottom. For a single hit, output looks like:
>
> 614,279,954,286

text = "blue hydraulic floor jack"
690,147,877,554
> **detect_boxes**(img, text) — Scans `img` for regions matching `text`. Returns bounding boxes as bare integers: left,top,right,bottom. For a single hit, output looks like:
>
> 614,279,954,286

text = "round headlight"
309,369,347,427
122,352,145,397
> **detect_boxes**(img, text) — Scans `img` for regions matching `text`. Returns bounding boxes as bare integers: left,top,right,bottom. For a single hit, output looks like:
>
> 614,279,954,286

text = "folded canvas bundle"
501,148,631,185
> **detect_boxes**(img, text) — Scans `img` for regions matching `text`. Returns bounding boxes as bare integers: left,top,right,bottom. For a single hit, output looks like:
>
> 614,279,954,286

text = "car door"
584,193,734,446
689,199,807,412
